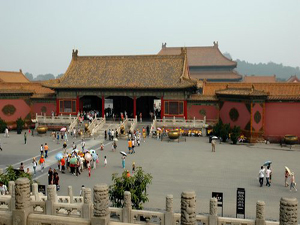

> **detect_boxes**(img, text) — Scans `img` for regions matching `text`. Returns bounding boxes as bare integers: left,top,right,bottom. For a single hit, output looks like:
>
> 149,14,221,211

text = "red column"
102,96,105,117
133,96,136,118
161,96,164,118
56,99,59,115
76,96,79,115
184,100,188,119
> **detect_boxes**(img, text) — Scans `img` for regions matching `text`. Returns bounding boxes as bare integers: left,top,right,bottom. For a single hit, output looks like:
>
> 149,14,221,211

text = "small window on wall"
164,101,184,115
59,100,76,113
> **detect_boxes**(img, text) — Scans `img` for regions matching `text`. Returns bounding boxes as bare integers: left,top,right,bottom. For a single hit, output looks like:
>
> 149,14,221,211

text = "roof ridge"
77,54,184,59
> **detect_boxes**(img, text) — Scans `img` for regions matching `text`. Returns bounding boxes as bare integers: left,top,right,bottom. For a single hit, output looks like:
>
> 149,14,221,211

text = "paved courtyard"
1,131,300,221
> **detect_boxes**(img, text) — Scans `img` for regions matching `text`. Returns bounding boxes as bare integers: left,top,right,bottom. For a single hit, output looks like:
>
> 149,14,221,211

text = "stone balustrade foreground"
0,178,297,225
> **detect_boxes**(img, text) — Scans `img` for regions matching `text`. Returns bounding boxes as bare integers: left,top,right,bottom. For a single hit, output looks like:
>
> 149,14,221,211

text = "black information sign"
212,192,223,216
236,188,245,218
38,185,46,195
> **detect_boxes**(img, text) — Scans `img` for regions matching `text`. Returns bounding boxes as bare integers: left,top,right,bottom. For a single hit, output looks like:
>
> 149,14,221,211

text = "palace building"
0,44,300,141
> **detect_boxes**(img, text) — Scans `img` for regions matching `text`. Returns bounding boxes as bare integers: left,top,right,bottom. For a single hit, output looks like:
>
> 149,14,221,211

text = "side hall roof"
0,70,30,83
158,42,237,67
44,50,196,90
202,82,300,100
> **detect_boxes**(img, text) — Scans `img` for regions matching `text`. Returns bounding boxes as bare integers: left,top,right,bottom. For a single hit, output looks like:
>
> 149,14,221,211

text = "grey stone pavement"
1,131,300,221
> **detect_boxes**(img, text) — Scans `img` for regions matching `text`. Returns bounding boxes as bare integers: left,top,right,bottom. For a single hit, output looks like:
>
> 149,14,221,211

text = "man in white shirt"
258,166,265,187
0,181,7,195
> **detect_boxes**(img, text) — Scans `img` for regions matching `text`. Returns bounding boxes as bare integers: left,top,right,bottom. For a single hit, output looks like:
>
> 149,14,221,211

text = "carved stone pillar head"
166,194,173,212
93,184,109,217
47,185,57,203
280,198,298,225
32,183,38,196
256,201,265,220
210,198,217,216
181,191,196,225
15,178,31,209
124,191,132,208
84,188,92,204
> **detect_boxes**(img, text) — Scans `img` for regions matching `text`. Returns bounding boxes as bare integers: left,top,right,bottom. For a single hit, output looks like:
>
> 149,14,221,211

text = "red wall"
0,99,31,122
32,102,56,117
265,102,300,138
187,103,218,120
219,101,250,129
252,103,263,132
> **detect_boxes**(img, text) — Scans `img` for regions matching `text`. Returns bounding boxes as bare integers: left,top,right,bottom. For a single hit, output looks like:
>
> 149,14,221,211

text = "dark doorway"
80,96,102,113
106,96,133,118
136,96,158,120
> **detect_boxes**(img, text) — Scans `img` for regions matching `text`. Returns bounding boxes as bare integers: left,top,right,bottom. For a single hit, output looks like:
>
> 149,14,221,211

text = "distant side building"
158,42,242,82
243,75,276,83
0,70,55,126
286,75,300,83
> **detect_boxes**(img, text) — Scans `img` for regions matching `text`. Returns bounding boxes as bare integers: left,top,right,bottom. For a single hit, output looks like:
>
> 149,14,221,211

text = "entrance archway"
79,96,102,114
136,96,159,120
106,96,133,118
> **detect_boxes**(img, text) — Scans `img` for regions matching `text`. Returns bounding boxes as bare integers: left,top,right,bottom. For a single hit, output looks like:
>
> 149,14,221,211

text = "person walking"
53,172,60,191
4,128,9,138
104,156,107,167
64,132,68,142
0,139,2,151
258,166,265,187
104,130,107,140
128,139,132,154
40,144,44,156
290,172,297,192
121,155,126,169
100,143,104,151
81,139,85,151
266,165,271,187
56,132,60,144
61,157,66,174
285,169,290,187
32,157,37,176
132,139,135,154
44,143,49,158
211,139,216,152
24,132,27,144
39,156,45,173
132,162,135,174
48,168,53,185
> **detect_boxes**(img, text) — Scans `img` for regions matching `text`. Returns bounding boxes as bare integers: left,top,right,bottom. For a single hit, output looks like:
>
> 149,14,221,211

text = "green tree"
16,117,25,134
212,120,223,137
0,165,32,186
109,167,152,209
0,117,7,133
220,123,230,142
230,125,241,144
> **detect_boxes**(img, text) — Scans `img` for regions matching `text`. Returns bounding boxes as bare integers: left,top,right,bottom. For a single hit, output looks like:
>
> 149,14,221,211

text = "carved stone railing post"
209,198,218,225
280,198,298,225
255,201,265,225
12,178,32,225
165,194,174,225
46,185,57,215
123,191,132,223
68,186,74,203
8,181,15,210
91,184,110,225
82,188,92,219
32,183,39,201
181,191,196,225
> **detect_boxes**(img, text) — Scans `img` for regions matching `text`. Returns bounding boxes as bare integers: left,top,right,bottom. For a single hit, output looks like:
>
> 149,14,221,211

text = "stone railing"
90,117,106,137
154,116,209,137
129,116,138,133
0,178,297,225
33,113,77,125
68,116,79,133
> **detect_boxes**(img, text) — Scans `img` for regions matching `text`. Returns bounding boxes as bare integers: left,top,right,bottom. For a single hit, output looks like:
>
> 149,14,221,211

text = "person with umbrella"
120,151,127,169
266,165,272,187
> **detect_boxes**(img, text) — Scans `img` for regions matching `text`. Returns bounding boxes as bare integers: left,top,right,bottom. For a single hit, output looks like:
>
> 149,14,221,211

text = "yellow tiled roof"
0,70,30,83
45,53,196,89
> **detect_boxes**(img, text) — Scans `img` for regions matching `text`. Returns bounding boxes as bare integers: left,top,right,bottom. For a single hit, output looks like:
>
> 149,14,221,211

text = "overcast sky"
0,0,299,76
